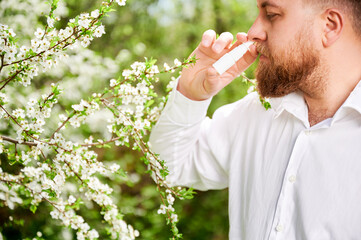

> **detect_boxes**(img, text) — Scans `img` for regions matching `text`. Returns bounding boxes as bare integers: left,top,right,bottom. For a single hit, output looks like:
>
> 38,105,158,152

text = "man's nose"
247,17,267,42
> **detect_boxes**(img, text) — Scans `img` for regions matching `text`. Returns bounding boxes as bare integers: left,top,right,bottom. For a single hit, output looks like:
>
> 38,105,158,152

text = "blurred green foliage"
0,0,258,239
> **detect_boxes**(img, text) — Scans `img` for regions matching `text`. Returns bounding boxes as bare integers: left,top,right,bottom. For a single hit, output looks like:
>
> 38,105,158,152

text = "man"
150,0,361,239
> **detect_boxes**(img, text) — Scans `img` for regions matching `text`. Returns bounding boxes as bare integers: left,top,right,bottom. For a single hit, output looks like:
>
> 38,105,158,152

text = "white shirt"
149,81,361,240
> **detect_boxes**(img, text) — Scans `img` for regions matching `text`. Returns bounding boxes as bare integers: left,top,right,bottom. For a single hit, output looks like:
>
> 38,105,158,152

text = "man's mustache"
255,43,270,58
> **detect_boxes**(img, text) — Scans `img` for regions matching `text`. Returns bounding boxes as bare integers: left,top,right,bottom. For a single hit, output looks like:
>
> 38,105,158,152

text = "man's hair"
304,0,361,37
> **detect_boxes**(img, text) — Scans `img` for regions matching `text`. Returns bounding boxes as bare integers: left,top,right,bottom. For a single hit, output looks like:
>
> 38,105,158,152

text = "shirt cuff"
163,80,212,126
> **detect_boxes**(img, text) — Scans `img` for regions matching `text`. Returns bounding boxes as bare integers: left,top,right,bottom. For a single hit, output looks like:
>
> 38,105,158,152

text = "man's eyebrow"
258,1,282,9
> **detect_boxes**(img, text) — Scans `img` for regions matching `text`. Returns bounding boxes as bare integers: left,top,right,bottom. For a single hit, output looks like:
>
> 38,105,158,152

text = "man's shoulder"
213,92,273,120
207,92,277,142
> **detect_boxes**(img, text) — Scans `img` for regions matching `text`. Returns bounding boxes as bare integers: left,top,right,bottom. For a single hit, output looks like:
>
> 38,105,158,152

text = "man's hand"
177,30,258,101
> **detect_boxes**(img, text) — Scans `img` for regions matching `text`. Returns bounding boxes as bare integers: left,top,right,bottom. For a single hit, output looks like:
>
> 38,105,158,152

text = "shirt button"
276,224,284,232
305,130,312,136
288,175,297,183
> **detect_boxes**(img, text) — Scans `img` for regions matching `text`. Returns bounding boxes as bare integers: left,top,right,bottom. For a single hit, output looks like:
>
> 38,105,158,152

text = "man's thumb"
204,67,221,95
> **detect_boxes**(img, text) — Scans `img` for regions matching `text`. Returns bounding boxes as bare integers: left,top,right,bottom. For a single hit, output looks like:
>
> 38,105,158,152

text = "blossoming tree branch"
0,0,197,239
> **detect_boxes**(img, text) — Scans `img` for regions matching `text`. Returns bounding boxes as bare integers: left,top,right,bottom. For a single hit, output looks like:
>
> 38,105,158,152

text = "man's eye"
266,13,278,20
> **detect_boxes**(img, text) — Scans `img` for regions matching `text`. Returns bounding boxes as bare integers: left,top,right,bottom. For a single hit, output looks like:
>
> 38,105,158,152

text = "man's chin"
256,84,297,99
255,66,299,99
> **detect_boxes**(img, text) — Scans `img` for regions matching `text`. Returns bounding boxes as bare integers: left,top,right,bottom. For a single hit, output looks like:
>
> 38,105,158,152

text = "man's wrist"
162,80,212,125
177,77,211,101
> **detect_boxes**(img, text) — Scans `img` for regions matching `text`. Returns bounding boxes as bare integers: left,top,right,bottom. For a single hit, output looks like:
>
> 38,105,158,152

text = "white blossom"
47,17,55,28
167,194,175,205
174,58,182,67
110,78,117,87
91,9,100,18
109,163,120,173
163,62,171,71
34,28,44,39
78,14,91,29
0,183,23,210
12,109,25,119
93,25,105,38
116,0,127,6
88,229,99,239
157,204,167,215
171,213,178,222
0,93,9,104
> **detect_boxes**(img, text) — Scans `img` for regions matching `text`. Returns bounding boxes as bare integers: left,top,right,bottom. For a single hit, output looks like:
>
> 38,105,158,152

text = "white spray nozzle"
212,41,254,75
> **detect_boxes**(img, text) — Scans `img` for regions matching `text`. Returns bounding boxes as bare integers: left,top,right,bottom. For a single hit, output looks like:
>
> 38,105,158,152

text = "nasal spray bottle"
212,41,254,75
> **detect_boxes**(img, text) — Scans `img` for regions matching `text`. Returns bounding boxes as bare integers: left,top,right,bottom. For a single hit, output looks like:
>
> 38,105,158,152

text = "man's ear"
322,9,344,47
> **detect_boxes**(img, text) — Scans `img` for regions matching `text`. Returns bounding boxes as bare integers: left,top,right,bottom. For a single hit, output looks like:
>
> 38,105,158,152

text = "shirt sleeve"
149,81,233,191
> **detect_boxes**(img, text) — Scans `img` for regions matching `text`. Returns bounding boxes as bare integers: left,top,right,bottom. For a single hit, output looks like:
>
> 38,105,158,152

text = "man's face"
249,0,327,98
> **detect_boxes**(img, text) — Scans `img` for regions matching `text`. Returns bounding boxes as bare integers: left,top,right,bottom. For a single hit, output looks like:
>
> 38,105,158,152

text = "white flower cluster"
58,27,73,41
0,24,17,64
78,13,92,29
107,79,153,135
0,2,112,88
0,25,68,87
163,58,182,73
157,190,178,223
0,0,66,38
82,173,140,239
16,139,139,239
70,99,100,127
50,206,100,240
21,161,67,200
122,61,159,79
6,90,58,143
0,182,23,209
85,190,140,239
167,76,178,90
148,154,165,182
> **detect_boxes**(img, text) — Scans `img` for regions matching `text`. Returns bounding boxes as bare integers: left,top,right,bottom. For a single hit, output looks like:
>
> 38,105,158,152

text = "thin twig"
80,136,122,147
0,54,4,73
1,135,37,146
49,113,74,140
39,92,55,111
0,68,23,91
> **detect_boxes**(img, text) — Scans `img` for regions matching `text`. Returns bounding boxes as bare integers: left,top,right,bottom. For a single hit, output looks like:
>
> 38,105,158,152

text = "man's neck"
304,78,360,127
305,95,340,127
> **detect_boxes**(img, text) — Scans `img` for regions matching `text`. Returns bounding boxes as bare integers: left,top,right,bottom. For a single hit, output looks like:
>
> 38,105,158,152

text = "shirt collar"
269,80,361,126
269,91,309,126
340,80,361,115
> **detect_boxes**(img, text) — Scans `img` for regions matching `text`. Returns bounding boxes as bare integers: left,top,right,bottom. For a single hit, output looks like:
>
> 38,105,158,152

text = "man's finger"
204,67,221,95
236,32,248,43
234,45,258,71
229,32,248,51
201,29,217,48
212,32,234,54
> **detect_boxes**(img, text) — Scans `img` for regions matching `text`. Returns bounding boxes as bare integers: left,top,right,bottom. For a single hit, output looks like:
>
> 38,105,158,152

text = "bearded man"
150,0,361,239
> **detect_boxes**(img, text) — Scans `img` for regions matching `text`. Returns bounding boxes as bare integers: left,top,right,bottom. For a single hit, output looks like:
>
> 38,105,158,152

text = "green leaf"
145,100,154,108
42,189,57,198
260,97,272,110
30,205,37,214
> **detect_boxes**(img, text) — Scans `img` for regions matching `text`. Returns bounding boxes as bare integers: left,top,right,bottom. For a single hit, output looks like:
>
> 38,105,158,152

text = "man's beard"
255,31,326,98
